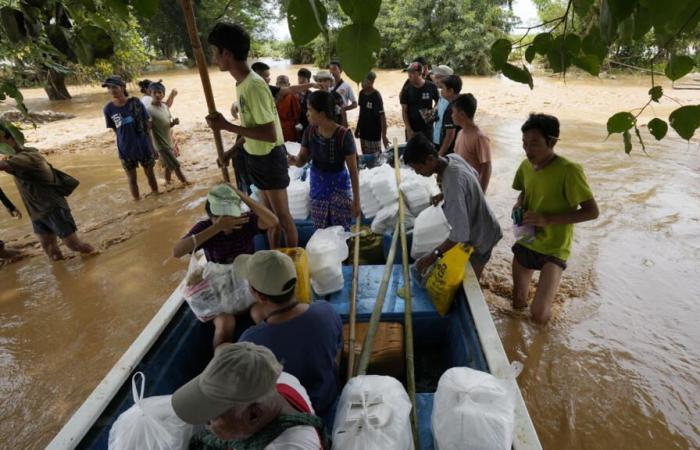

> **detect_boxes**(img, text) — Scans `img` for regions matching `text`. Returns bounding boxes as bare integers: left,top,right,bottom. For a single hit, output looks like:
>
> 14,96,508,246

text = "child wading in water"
147,81,188,185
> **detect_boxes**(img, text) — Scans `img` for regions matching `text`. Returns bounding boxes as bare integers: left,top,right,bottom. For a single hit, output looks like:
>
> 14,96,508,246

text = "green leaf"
582,29,608,61
338,0,380,25
607,111,635,134
634,125,646,153
599,0,618,44
669,105,700,140
607,0,636,22
547,36,571,74
1,120,25,147
573,0,594,17
80,25,114,58
573,54,600,76
0,7,28,43
617,15,635,45
287,0,327,46
47,24,73,58
647,118,668,140
490,38,511,70
564,34,581,55
71,35,95,65
532,33,552,55
336,23,380,83
525,45,536,64
623,130,632,154
648,85,662,102
104,0,129,20
664,55,694,82
0,143,16,155
633,6,652,39
131,0,158,18
501,63,533,89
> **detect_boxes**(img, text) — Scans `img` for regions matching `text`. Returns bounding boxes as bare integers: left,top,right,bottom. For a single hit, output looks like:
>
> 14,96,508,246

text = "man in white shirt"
328,61,357,127
172,342,327,449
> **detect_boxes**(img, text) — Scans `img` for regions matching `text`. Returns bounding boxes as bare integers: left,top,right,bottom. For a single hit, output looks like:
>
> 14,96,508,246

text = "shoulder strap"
335,126,347,151
277,383,312,413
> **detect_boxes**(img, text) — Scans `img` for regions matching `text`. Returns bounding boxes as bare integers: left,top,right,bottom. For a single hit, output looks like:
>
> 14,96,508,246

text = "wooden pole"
179,0,232,183
355,221,400,376
393,138,419,449
346,214,362,379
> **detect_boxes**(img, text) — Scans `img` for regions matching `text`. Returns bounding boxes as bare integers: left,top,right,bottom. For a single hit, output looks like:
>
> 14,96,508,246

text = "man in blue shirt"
234,250,342,418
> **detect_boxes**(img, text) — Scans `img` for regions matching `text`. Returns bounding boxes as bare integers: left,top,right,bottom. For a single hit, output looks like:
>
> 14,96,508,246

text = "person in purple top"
173,183,278,346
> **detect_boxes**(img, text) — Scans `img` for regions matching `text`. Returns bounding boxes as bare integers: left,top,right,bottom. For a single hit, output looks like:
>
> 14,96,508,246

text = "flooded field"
1,63,699,449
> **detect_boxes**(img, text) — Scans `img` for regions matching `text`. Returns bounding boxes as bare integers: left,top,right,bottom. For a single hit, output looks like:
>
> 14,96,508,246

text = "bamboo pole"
179,0,232,183
393,138,419,449
355,221,400,376
346,214,362,379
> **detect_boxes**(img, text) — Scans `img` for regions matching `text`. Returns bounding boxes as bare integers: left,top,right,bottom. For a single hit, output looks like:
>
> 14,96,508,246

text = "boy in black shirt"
400,62,439,141
356,72,389,159
437,74,463,156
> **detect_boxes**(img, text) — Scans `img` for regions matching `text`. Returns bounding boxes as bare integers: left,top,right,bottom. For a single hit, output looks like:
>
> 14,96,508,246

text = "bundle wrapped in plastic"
399,178,432,216
359,168,382,218
306,226,351,295
332,375,414,450
369,166,398,207
287,179,310,220
410,205,451,259
432,365,520,450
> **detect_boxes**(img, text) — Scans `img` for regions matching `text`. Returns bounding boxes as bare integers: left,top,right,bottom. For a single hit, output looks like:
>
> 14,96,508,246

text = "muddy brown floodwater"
1,62,699,449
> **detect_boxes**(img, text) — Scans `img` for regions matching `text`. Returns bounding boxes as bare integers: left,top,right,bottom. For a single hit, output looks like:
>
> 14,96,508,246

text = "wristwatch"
432,248,443,258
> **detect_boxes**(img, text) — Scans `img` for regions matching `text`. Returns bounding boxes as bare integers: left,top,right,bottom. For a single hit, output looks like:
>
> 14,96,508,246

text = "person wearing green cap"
173,183,278,346
0,123,95,260
172,342,327,449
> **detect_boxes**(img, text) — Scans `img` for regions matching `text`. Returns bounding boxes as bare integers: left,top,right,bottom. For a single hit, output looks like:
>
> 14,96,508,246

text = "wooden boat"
47,221,542,450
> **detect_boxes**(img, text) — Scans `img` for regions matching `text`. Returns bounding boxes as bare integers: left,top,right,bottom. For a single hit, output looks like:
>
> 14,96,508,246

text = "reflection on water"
1,66,699,449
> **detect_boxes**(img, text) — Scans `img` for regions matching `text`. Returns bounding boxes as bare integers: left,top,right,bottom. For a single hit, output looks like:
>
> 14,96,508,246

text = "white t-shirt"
333,80,356,106
141,95,153,109
265,372,321,450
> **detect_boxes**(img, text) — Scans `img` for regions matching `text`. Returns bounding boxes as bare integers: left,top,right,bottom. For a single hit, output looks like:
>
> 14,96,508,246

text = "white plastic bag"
182,254,219,321
410,205,451,259
432,364,522,450
332,375,414,450
108,372,193,450
306,226,351,295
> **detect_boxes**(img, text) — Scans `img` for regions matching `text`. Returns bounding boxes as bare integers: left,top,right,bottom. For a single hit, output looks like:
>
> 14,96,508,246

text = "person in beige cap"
172,183,278,347
234,250,342,419
429,64,455,148
173,342,328,449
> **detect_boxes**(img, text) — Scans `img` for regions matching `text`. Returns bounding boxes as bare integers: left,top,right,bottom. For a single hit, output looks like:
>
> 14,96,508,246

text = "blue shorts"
32,208,77,238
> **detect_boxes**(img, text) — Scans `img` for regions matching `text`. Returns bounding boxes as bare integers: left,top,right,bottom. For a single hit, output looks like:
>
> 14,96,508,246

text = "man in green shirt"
205,22,297,248
147,81,189,185
511,114,599,324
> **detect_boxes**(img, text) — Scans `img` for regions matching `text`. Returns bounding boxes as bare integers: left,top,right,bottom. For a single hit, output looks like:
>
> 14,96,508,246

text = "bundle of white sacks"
287,179,310,220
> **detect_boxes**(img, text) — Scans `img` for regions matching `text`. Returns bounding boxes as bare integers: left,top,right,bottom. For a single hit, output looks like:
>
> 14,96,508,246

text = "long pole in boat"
179,0,232,184
346,214,362,379
355,221,400,376
393,138,419,448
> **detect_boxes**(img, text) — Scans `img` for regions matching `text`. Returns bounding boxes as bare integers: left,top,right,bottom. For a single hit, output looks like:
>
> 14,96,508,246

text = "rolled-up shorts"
512,243,567,270
157,147,180,170
32,208,77,238
243,145,290,190
360,139,382,155
120,156,156,171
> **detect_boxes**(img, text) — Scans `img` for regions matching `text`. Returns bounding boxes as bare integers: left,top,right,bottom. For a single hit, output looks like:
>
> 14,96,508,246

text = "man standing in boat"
205,23,298,248
403,133,502,280
173,342,327,449
511,114,599,324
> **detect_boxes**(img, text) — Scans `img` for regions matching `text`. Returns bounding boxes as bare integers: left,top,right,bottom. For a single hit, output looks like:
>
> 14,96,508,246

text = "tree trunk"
44,69,72,100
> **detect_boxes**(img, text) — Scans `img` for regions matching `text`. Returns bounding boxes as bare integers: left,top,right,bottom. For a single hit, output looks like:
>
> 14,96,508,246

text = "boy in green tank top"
511,114,599,324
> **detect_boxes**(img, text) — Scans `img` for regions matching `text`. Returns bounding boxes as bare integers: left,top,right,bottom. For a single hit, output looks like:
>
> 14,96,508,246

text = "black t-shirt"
299,90,310,129
268,84,281,98
302,126,357,172
400,81,439,134
440,102,460,154
357,90,384,141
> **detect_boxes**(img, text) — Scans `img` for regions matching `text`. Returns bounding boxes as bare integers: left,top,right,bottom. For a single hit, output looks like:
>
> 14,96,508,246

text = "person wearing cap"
328,61,357,128
206,23,297,249
0,122,95,260
400,61,440,141
356,71,389,163
289,90,360,230
429,65,454,148
102,75,160,201
234,250,343,418
313,70,344,125
146,81,189,186
173,342,328,449
436,74,463,157
173,183,278,346
0,186,22,259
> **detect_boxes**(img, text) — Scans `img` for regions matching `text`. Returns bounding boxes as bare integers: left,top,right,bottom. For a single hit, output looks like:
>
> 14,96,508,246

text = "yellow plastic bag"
426,244,473,316
278,247,312,303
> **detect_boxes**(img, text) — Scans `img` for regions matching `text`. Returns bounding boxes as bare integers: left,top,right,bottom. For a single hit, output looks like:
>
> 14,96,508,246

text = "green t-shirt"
512,155,593,260
147,103,174,151
237,71,284,155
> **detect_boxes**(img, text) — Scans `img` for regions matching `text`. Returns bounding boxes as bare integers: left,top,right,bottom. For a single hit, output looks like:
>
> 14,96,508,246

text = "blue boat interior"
78,220,489,449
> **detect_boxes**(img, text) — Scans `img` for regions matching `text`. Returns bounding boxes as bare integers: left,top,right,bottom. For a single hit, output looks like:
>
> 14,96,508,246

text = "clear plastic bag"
182,254,220,321
432,363,522,450
332,375,414,450
108,372,193,450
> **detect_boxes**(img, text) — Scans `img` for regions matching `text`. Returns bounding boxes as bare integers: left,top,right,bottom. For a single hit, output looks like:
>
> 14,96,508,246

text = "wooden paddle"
180,0,232,183
393,138,420,449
